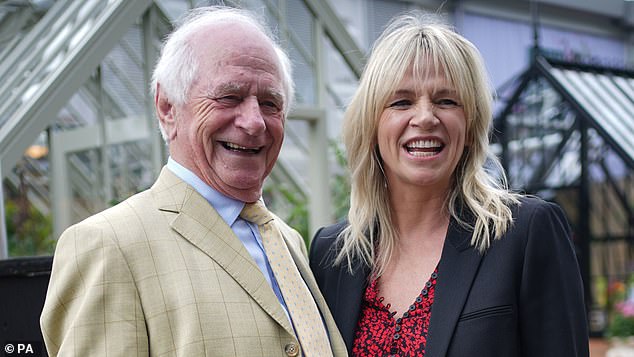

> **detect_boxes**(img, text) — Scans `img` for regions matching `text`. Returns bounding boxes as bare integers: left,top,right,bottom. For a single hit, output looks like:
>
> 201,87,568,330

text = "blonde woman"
310,11,588,357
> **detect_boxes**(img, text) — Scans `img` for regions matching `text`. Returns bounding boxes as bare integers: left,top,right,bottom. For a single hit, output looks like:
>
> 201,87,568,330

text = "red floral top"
352,268,438,357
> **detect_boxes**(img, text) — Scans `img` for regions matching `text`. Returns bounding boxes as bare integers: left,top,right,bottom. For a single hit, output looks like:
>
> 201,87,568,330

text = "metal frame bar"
536,56,634,169
50,116,150,238
597,154,633,226
0,0,153,177
526,123,576,190
494,68,536,172
0,0,363,257
498,55,634,320
301,0,364,77
0,0,153,256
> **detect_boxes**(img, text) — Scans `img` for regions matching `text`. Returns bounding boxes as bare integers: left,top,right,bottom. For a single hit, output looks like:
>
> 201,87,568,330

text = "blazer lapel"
151,168,294,335
312,223,369,354
425,218,484,356
335,261,369,354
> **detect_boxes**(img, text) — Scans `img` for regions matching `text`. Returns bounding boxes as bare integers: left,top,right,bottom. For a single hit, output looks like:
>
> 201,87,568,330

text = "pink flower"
616,301,634,318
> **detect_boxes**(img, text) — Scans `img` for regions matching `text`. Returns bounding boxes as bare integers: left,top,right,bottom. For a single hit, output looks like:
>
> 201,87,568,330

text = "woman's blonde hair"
337,11,519,275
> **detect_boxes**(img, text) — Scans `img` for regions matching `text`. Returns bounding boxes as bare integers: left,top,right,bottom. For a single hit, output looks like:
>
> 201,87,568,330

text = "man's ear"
155,83,177,141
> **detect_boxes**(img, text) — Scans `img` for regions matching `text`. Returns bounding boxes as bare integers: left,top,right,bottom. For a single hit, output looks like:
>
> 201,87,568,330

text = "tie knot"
240,200,274,226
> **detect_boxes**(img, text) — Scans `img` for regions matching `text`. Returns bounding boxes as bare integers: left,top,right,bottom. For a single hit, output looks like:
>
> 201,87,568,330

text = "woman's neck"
388,186,450,244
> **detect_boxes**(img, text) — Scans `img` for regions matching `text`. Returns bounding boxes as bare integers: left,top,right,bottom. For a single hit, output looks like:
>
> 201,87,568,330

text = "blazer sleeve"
518,201,589,356
40,221,148,357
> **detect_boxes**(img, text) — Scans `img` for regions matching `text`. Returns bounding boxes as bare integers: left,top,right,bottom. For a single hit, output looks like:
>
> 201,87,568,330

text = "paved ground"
591,338,609,357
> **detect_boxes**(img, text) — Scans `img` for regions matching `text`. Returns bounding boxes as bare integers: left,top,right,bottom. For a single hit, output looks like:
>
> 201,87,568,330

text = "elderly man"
40,6,346,357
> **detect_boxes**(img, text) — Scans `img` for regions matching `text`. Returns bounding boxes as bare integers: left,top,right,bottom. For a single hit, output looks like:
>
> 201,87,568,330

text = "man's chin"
215,179,264,202
226,187,263,203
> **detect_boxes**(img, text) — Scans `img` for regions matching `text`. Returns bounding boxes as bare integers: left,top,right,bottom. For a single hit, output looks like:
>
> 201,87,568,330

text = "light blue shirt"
166,158,291,321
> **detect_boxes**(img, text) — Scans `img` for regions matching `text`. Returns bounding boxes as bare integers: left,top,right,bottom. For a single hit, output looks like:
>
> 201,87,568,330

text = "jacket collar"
425,218,483,356
331,215,482,356
336,259,370,354
151,168,295,335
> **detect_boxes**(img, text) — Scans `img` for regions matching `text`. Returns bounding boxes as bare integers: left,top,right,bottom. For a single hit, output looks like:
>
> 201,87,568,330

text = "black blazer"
310,197,589,356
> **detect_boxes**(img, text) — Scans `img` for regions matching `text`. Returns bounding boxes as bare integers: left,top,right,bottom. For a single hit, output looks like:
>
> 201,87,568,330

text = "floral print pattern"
352,268,438,357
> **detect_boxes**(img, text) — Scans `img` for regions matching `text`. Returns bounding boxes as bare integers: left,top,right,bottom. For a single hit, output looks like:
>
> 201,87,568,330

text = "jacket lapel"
313,223,369,354
151,168,294,335
425,218,484,356
335,261,369,354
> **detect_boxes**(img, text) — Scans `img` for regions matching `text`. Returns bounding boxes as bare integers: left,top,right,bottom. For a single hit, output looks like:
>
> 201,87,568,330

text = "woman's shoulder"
309,220,348,265
506,195,572,240
311,221,348,252
514,195,568,221
314,220,349,240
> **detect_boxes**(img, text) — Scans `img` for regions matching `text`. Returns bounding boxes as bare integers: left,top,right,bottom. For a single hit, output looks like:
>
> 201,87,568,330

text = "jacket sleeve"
40,222,148,356
519,201,589,357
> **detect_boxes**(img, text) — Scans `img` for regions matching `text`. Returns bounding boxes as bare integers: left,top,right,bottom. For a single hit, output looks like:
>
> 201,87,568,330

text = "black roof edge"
540,54,634,78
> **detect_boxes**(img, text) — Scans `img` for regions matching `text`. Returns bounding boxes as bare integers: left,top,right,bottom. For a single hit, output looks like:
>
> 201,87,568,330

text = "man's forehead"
189,22,285,95
194,31,282,80
218,51,280,72
193,21,276,56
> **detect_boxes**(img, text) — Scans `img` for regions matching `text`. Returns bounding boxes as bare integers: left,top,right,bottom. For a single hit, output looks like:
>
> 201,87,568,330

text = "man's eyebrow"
208,82,246,97
262,88,284,103
207,82,284,103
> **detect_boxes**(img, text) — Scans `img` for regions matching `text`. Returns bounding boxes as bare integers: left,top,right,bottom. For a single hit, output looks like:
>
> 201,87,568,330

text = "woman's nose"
409,100,439,128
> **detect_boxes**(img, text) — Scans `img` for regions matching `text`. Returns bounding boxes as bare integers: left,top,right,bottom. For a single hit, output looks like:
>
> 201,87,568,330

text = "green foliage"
5,199,54,256
278,186,310,247
605,276,634,338
269,141,351,249
607,313,634,338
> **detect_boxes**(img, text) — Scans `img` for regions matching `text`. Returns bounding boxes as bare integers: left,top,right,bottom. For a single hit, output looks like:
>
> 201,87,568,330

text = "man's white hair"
151,6,294,141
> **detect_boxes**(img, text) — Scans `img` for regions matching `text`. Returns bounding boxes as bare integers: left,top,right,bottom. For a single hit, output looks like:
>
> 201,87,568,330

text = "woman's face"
377,68,467,195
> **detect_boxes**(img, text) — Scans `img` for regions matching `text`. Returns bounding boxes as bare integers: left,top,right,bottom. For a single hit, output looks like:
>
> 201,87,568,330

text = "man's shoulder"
89,189,155,221
60,189,158,242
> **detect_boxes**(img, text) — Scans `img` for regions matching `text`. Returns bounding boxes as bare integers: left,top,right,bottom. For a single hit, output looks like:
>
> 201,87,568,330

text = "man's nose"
236,96,266,135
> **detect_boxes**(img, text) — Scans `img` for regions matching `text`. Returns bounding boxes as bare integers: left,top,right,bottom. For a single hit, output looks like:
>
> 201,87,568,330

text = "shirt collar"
166,157,244,226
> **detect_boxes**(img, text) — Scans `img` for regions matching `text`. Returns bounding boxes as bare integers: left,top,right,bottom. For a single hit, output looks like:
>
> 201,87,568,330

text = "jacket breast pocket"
448,304,518,356
458,304,514,322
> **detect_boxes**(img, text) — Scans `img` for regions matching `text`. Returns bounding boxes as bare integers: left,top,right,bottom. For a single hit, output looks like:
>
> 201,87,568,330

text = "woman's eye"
388,99,412,108
435,98,460,108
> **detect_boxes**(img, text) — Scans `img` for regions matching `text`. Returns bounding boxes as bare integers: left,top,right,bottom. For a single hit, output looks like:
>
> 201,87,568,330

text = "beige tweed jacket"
40,167,347,357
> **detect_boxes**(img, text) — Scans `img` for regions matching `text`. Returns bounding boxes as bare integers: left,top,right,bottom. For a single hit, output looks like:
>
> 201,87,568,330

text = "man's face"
159,23,286,202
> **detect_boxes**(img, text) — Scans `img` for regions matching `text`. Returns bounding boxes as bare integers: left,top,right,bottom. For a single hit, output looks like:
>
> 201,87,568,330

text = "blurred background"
0,0,632,353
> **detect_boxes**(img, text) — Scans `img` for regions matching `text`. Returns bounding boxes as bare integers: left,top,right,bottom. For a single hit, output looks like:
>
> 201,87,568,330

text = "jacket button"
285,343,299,356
